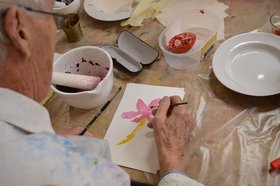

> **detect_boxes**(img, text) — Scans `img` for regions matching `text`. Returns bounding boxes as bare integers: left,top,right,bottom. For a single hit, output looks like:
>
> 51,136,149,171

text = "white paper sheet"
156,0,229,40
104,83,185,173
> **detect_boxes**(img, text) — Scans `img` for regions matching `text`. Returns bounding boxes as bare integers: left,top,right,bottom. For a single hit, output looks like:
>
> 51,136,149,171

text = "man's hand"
55,126,93,137
149,96,194,176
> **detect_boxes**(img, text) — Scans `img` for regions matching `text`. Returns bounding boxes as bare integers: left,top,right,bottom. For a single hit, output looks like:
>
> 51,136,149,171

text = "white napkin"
156,0,228,40
121,0,171,26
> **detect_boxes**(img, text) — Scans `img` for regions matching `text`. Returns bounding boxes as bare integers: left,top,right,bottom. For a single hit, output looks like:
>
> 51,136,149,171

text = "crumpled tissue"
121,0,171,26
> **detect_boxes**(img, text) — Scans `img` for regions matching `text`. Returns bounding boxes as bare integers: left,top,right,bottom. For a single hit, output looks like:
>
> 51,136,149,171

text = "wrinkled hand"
55,126,93,137
149,96,194,176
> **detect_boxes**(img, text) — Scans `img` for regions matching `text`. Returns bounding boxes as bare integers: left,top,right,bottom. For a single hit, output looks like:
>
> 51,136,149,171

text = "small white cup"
51,46,114,109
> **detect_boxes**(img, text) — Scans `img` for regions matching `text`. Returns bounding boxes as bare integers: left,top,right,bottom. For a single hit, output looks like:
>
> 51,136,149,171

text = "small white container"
158,9,219,69
53,0,81,15
51,46,113,109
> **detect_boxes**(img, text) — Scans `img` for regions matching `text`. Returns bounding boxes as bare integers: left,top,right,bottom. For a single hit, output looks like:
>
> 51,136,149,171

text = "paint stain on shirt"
93,158,98,165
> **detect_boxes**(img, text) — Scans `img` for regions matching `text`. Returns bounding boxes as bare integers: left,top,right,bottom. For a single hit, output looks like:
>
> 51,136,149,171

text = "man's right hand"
149,96,194,176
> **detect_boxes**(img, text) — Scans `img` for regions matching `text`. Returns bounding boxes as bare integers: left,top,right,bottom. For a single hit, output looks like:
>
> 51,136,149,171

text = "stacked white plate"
212,32,280,96
84,0,132,21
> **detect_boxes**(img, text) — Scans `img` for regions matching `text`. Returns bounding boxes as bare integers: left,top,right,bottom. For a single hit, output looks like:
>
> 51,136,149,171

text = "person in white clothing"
0,0,203,185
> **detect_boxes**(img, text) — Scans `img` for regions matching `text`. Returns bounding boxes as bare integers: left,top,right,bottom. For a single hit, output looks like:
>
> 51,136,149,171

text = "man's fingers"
56,127,93,137
156,96,171,118
170,96,185,113
152,96,171,130
147,122,153,129
151,108,157,115
73,127,93,137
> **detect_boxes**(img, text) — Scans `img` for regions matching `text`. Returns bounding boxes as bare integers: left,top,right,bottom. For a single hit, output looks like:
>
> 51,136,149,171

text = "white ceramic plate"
212,32,280,96
84,0,132,21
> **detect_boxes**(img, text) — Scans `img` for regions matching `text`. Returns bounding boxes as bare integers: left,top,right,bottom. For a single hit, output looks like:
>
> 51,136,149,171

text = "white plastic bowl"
51,46,114,109
158,9,219,70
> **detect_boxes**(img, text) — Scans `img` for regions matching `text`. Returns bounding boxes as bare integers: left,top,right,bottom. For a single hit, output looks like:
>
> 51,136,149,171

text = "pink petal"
131,114,146,123
148,98,161,108
121,111,140,119
136,99,148,112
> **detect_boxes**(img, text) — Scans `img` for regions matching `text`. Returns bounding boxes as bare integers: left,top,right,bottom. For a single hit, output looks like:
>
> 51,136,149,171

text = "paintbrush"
79,86,122,135
150,101,188,109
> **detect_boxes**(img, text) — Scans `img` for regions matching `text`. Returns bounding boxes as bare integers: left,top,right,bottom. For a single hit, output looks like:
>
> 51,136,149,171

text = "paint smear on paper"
117,98,160,145
117,118,146,145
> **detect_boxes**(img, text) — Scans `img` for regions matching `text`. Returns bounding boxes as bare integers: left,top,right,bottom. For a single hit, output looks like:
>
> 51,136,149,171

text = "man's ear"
4,6,31,57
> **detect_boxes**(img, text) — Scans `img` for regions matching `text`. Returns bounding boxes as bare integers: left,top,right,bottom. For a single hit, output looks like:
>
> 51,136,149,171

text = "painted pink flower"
121,98,160,123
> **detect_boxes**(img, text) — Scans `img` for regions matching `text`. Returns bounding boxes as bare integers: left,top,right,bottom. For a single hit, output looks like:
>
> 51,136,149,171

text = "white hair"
0,0,50,62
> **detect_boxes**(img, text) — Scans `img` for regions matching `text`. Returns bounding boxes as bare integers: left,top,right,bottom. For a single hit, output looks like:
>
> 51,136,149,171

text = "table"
45,0,280,185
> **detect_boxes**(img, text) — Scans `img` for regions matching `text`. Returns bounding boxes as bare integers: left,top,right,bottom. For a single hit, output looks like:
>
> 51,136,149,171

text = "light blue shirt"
0,88,130,186
0,88,203,186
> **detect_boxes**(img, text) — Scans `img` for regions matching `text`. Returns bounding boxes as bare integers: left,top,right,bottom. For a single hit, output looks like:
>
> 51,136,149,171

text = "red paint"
167,32,196,53
273,29,280,36
55,85,83,93
270,157,280,170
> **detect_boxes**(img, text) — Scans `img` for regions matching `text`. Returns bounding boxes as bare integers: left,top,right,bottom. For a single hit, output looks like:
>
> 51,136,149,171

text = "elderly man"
0,0,203,185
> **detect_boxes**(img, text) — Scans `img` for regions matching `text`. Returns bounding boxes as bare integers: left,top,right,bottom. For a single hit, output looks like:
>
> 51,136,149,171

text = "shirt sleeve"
0,132,130,186
158,171,205,186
